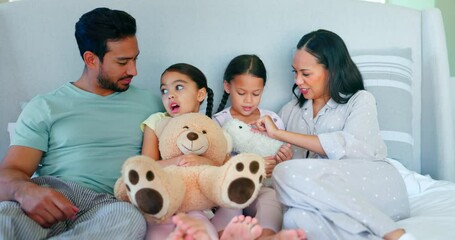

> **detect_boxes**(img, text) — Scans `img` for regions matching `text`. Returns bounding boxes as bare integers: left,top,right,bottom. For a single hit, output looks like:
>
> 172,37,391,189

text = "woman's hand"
254,116,279,138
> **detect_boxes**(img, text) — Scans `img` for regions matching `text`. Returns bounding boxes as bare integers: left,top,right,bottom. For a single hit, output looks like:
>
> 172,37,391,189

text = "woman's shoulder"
280,98,299,111
349,90,376,104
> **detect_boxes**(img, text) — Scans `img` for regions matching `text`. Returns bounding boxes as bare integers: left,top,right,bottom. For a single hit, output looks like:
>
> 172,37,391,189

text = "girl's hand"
275,143,293,163
254,116,279,138
263,156,277,178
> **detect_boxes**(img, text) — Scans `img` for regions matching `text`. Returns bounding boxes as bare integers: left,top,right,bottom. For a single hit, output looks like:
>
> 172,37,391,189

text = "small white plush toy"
223,118,284,157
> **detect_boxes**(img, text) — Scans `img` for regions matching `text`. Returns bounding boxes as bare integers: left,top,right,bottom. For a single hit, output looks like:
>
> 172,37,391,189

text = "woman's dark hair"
216,54,267,113
75,7,136,62
162,63,213,118
293,29,364,107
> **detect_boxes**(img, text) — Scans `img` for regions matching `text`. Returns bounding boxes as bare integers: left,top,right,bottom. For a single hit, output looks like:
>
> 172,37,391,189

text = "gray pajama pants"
273,158,410,240
0,176,146,240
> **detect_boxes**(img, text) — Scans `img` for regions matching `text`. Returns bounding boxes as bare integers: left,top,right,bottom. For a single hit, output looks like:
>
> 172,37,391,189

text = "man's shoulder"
26,83,71,105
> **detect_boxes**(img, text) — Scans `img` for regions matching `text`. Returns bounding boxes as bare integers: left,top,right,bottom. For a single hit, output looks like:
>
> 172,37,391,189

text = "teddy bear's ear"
223,129,233,153
155,116,172,138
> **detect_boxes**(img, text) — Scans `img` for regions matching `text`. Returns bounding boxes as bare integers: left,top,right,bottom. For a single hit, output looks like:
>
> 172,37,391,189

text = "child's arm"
274,143,293,163
263,156,277,178
142,126,181,167
142,126,160,160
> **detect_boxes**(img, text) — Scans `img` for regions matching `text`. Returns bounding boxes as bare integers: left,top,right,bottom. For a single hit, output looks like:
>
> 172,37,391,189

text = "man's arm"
0,146,79,227
0,146,42,201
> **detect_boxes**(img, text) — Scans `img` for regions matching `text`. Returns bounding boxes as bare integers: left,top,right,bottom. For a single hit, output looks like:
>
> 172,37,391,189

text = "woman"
255,29,414,240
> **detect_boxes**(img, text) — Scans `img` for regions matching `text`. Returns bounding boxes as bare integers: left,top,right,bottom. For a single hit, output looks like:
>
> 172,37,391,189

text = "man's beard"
97,69,130,92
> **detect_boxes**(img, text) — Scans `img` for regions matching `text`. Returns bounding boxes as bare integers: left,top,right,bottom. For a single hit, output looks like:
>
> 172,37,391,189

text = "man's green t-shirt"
12,83,161,194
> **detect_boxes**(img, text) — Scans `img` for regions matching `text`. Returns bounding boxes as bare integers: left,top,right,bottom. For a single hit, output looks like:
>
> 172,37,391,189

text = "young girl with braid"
140,63,219,239
211,55,305,240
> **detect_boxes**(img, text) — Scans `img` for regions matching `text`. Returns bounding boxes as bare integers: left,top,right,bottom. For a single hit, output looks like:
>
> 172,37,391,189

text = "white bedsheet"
391,159,455,239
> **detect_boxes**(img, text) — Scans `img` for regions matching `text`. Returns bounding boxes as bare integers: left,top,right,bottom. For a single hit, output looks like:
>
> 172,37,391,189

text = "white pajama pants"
273,158,410,240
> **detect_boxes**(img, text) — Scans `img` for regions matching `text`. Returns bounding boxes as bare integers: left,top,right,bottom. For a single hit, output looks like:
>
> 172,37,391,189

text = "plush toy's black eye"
238,126,243,129
202,130,207,134
183,126,189,130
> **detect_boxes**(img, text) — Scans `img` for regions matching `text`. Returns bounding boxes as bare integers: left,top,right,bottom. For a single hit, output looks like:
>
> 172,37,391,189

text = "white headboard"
1,0,453,181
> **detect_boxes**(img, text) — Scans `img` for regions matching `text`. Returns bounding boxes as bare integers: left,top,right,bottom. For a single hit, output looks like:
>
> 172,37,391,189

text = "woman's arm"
266,91,386,160
316,91,386,160
255,116,326,156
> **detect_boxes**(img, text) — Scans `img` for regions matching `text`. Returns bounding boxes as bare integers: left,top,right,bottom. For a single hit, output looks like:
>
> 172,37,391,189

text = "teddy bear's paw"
221,153,265,207
121,156,172,219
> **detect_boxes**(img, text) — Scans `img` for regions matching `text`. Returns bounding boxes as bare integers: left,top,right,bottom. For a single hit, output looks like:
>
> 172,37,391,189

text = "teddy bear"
222,118,284,157
222,119,285,187
114,113,265,223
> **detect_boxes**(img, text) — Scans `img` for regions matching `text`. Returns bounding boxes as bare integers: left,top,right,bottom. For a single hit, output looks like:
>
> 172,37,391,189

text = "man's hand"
16,183,79,228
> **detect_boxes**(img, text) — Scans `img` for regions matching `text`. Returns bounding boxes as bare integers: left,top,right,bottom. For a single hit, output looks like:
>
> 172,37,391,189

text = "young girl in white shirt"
212,54,305,240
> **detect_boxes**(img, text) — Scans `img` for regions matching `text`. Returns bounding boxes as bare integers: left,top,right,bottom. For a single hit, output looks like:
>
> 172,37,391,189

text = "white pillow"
7,122,17,144
352,49,415,168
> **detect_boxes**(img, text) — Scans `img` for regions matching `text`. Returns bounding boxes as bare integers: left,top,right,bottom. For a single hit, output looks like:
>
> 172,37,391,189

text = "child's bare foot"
167,213,211,240
220,215,263,240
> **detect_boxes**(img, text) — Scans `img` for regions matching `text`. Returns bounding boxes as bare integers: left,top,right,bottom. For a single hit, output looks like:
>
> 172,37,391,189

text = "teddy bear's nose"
187,132,199,141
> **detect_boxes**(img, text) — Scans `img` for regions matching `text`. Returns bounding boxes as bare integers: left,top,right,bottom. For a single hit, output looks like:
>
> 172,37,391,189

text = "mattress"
392,159,455,239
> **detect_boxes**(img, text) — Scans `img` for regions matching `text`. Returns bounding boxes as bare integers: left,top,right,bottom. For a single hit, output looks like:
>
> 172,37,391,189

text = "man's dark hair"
75,7,136,62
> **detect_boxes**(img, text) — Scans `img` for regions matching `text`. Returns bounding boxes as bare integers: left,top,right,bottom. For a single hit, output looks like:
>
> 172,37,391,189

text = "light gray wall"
387,0,454,76
436,0,455,76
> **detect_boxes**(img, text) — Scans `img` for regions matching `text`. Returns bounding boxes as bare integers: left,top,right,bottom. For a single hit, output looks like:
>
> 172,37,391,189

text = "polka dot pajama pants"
273,158,410,240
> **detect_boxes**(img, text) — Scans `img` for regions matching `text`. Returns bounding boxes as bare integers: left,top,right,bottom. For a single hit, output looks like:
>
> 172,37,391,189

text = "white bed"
1,0,455,239
391,159,455,239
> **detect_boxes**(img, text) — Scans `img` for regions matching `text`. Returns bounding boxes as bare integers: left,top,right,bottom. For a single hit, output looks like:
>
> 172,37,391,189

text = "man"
0,7,160,239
